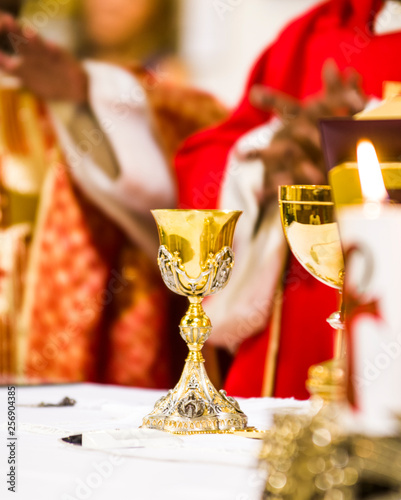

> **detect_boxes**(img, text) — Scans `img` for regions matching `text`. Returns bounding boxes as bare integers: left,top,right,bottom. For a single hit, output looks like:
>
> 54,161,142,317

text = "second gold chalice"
142,209,248,434
279,185,345,401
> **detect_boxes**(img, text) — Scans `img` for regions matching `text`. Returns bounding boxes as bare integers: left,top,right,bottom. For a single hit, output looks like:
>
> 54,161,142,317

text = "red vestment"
175,0,400,399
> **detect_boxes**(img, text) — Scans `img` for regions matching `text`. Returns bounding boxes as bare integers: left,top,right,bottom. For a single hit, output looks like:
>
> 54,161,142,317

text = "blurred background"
181,0,320,105
19,0,321,106
0,0,323,383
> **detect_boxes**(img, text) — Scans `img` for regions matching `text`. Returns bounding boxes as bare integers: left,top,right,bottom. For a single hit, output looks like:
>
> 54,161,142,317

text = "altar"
0,383,309,500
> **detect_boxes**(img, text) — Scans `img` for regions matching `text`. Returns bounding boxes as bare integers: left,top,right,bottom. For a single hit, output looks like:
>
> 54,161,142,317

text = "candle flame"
356,140,388,203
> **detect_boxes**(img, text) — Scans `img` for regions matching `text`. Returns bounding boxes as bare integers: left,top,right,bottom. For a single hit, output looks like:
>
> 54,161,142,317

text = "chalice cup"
279,186,345,401
142,209,248,434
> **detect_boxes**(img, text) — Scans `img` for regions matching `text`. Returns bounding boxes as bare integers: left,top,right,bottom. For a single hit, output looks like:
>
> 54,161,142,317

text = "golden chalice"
279,186,345,400
142,209,248,434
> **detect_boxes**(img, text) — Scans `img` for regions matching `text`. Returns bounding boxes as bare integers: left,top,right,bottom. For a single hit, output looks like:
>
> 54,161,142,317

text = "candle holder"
279,185,345,401
141,209,248,434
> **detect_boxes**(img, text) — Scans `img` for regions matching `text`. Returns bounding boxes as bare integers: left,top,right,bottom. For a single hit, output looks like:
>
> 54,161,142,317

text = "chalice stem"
142,295,248,433
308,297,346,401
334,329,346,359
333,297,346,360
181,296,209,362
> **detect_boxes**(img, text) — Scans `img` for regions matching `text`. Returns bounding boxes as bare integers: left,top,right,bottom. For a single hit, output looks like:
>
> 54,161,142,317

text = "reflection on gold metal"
141,209,248,434
260,405,401,499
279,186,345,401
279,185,344,289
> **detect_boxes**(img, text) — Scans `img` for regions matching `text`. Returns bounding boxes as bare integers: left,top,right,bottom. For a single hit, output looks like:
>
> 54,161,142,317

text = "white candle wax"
338,204,401,435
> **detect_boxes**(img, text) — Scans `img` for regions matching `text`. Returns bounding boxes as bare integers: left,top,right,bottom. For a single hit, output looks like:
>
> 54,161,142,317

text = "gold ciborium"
142,209,248,434
279,186,345,400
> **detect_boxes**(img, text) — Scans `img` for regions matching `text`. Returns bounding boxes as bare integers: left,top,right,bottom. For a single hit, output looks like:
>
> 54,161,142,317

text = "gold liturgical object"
142,209,248,434
279,185,345,401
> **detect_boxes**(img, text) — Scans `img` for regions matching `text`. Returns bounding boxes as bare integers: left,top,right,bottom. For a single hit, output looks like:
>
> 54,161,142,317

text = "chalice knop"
279,186,345,401
142,209,248,434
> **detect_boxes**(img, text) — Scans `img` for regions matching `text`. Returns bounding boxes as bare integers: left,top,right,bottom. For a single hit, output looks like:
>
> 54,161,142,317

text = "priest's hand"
238,60,367,204
0,12,88,103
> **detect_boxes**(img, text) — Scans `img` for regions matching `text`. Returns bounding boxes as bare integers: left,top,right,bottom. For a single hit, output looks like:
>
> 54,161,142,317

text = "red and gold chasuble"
0,72,227,388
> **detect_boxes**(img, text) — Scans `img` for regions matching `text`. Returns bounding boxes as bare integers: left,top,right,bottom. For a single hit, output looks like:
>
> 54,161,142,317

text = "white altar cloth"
0,383,308,500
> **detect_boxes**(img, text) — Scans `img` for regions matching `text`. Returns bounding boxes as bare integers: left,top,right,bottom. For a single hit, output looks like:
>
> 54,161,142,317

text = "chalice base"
141,355,248,435
306,359,346,402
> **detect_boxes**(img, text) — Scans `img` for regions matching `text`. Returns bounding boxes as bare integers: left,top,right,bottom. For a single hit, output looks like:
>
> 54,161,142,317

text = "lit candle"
356,140,388,204
337,140,401,436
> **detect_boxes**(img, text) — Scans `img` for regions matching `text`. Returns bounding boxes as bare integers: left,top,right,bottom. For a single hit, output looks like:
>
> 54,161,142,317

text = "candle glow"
356,140,388,203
